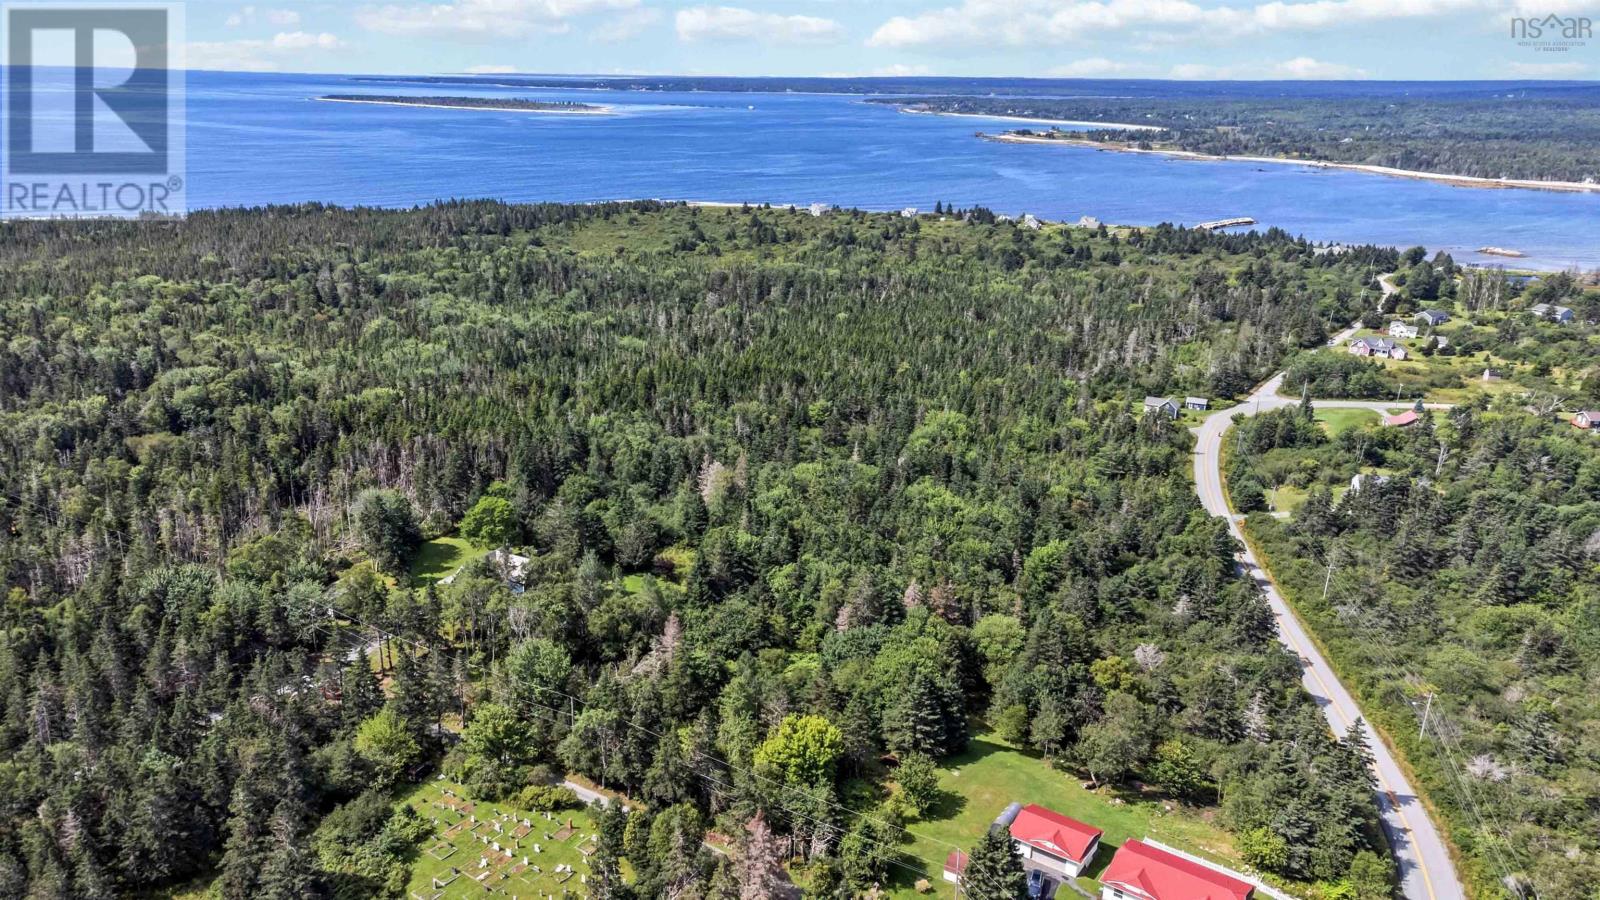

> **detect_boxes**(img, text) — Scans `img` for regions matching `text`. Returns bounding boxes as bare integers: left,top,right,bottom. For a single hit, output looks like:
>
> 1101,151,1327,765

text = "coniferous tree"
962,826,1026,900
340,651,382,729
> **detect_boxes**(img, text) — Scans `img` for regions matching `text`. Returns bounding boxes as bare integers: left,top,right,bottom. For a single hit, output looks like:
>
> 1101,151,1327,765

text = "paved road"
1191,331,1464,900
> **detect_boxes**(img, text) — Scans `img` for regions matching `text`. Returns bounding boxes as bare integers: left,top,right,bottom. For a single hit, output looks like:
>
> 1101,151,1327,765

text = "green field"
1265,484,1309,514
397,780,600,899
409,536,487,587
877,732,1259,899
1314,408,1380,436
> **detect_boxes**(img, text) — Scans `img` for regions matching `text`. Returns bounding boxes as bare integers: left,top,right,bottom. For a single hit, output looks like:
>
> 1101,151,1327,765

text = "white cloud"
820,63,937,77
226,6,302,28
1505,60,1591,76
1170,56,1367,78
1508,0,1595,14
1048,56,1151,75
593,7,663,41
272,31,344,50
189,31,344,71
869,0,1499,49
676,6,846,44
356,0,639,40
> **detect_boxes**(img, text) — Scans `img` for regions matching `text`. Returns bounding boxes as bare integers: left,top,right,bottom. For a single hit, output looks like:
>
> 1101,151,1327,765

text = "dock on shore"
1195,217,1256,230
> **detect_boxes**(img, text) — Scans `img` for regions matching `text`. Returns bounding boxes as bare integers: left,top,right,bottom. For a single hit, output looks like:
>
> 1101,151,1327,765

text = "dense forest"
881,92,1600,183
0,202,1406,898
1230,396,1600,898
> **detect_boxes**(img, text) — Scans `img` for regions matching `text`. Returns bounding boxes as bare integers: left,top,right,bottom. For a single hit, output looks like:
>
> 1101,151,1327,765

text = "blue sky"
180,0,1598,79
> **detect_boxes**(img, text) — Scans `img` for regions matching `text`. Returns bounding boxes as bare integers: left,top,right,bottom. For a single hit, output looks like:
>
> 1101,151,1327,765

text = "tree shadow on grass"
923,785,969,822
884,855,935,894
943,732,1021,768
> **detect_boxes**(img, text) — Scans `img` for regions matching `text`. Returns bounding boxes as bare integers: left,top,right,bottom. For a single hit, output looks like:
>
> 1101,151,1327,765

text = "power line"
1309,547,1533,891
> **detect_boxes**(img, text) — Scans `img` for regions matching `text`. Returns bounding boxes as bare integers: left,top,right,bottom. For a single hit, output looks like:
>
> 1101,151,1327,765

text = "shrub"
516,784,583,812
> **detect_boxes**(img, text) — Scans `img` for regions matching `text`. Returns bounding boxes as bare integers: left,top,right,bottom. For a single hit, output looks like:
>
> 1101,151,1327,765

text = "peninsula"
319,94,609,114
988,129,1600,195
871,91,1600,187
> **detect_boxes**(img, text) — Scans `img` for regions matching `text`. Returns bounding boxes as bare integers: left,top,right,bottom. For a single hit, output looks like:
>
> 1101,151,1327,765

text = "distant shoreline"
317,96,612,115
597,200,1573,272
899,107,1161,131
987,132,1600,195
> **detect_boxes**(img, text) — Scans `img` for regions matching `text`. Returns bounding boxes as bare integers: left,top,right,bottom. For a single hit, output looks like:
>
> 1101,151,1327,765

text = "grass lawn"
876,731,1264,899
409,535,487,587
397,779,600,898
1315,408,1380,436
1265,485,1309,514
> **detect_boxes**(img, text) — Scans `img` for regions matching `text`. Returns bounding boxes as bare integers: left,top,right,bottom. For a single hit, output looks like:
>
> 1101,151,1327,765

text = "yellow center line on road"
1265,575,1443,900
1203,405,1446,896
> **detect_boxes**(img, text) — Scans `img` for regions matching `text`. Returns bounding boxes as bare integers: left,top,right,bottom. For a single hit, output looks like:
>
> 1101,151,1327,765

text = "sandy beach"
317,97,613,115
899,107,1161,131
988,133,1600,195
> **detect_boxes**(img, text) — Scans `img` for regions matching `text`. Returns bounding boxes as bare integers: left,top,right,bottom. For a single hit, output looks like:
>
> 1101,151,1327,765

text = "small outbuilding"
942,850,968,884
1184,397,1210,411
1574,411,1600,431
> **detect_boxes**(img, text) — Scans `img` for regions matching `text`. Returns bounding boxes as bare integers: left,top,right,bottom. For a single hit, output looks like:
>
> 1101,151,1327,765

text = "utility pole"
1322,561,1335,600
1419,692,1435,739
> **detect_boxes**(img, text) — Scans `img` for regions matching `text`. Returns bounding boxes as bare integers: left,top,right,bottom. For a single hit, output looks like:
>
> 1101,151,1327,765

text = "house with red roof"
1099,839,1254,900
1008,803,1104,878
1383,410,1420,428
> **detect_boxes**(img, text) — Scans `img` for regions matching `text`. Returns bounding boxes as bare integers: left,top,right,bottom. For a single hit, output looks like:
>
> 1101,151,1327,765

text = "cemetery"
400,778,603,899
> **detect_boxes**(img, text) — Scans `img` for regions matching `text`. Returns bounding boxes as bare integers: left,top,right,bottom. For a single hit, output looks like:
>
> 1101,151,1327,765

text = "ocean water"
171,72,1600,271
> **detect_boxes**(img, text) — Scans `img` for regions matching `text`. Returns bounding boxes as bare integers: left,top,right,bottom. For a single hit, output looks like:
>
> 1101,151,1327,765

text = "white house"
1349,337,1407,360
1574,411,1600,431
1008,804,1103,879
440,548,531,594
900,207,919,218
808,202,828,218
1349,473,1391,494
1388,321,1419,339
1529,303,1574,323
